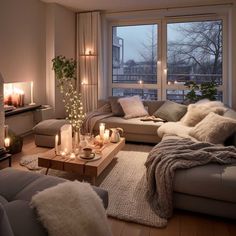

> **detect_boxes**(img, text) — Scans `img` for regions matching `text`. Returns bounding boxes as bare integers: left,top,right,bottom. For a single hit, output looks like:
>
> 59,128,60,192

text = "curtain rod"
103,2,234,15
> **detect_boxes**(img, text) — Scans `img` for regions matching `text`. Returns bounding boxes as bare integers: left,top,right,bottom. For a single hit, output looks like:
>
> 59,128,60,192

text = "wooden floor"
0,134,235,236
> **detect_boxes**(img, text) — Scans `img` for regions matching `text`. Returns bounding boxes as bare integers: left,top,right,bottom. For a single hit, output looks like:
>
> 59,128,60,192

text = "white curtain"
77,11,103,112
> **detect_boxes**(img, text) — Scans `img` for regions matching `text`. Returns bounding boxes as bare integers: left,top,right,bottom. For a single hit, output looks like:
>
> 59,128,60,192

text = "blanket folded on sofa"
145,138,236,219
31,181,112,236
80,104,113,134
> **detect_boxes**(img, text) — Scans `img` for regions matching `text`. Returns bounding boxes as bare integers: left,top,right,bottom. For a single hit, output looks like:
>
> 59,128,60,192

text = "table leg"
45,168,49,175
91,176,96,186
9,157,11,167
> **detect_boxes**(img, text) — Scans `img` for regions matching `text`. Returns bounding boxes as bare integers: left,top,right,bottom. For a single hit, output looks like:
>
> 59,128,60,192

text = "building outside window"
110,16,226,103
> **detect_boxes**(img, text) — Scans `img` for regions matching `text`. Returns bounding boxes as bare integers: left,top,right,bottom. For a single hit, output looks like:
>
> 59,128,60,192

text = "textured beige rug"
96,144,167,228
21,144,167,227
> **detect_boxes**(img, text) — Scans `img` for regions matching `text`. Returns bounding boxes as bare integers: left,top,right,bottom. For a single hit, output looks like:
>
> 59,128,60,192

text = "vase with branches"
52,55,85,132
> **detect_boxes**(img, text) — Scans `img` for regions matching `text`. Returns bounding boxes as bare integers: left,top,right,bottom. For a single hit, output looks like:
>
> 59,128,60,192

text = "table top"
38,138,125,177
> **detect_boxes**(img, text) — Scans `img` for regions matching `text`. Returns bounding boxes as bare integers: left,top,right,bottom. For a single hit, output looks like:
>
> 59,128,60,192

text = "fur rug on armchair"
31,181,112,236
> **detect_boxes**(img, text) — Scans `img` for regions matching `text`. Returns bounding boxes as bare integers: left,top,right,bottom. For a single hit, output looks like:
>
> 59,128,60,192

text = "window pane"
166,90,223,103
167,20,223,85
112,88,157,100
112,24,158,84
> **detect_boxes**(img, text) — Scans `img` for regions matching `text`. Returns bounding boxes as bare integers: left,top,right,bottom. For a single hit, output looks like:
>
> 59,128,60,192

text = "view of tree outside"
112,20,223,102
112,24,158,100
167,20,223,85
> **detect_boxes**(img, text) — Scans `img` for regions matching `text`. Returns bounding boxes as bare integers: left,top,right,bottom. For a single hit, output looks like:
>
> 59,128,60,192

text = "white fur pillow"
189,112,236,144
31,181,112,236
181,101,226,127
118,96,148,119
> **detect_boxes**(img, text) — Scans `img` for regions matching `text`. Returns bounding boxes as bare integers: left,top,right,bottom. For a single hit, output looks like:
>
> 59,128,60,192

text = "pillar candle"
4,138,10,148
55,134,59,155
60,124,72,154
99,123,105,139
104,129,110,143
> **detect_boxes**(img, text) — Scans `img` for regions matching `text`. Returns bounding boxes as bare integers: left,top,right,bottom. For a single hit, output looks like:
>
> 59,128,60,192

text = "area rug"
21,144,167,227
97,144,167,227
20,154,43,170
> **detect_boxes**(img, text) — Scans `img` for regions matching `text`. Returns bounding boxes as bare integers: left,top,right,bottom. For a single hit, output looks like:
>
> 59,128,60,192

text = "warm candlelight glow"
70,153,76,159
60,124,72,154
4,138,10,148
104,129,110,143
99,123,105,139
55,134,59,155
29,81,36,105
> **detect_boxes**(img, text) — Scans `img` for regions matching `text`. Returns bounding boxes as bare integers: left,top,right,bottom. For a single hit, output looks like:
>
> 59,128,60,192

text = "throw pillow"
153,100,187,122
189,112,236,144
118,96,148,119
108,97,125,117
181,103,226,127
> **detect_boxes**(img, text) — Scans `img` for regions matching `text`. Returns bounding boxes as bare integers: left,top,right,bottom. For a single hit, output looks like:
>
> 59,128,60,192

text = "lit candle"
4,138,10,148
60,124,72,154
60,151,66,158
29,81,36,105
74,131,79,149
55,134,59,155
70,153,76,159
104,129,110,143
99,123,105,139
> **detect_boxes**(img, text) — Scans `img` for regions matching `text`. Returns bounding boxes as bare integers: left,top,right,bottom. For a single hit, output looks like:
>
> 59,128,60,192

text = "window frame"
108,14,228,103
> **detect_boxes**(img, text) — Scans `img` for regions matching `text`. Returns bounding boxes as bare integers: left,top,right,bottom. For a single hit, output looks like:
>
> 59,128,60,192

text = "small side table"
0,154,12,167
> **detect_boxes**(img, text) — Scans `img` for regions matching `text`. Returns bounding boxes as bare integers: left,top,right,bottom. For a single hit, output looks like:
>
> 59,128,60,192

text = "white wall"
46,3,76,118
0,0,46,105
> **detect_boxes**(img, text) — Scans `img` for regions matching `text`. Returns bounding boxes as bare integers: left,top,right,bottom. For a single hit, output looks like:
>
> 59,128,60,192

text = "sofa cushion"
153,100,187,122
33,119,68,136
189,112,236,144
174,163,236,203
108,96,124,117
118,96,148,119
4,200,47,236
181,103,226,127
0,203,14,236
94,116,162,136
0,168,41,201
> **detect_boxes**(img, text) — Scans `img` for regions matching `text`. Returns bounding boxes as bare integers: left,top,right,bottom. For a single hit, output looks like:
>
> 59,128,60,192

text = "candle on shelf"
104,129,110,143
60,150,66,158
60,124,72,154
4,138,10,148
55,134,59,155
99,123,105,139
29,81,36,105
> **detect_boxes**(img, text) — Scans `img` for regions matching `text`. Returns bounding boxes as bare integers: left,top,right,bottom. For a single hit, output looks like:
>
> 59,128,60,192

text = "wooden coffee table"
38,138,125,185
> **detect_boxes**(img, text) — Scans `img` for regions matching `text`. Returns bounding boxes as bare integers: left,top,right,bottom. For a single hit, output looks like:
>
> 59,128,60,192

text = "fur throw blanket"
31,181,112,236
157,122,195,140
145,138,236,219
80,104,113,135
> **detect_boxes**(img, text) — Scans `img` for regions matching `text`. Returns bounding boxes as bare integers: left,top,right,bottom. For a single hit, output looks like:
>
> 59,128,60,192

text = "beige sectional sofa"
95,100,165,143
96,99,236,219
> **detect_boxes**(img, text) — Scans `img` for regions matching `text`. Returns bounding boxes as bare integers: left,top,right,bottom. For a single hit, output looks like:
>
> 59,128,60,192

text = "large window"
112,24,158,99
110,17,226,103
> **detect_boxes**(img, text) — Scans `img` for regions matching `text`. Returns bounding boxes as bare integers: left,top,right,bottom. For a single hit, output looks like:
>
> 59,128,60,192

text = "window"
112,24,158,99
110,17,226,103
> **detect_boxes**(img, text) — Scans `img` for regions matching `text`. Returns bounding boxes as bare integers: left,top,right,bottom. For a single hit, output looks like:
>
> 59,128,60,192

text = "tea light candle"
60,151,66,158
70,153,76,159
4,138,10,148
99,123,105,139
55,134,59,155
104,129,110,143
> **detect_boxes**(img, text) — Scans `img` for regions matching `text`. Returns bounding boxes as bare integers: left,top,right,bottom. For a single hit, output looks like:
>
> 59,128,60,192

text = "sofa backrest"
98,99,165,115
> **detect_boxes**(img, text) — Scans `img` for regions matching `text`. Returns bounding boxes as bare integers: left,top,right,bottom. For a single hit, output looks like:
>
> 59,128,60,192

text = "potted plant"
52,56,85,132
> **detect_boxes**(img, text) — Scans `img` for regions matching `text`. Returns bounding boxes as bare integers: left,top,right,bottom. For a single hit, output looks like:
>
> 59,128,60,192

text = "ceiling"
41,0,232,12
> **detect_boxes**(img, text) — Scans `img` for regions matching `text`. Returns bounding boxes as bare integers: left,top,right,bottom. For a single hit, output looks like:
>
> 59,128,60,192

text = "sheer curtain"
77,11,103,112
